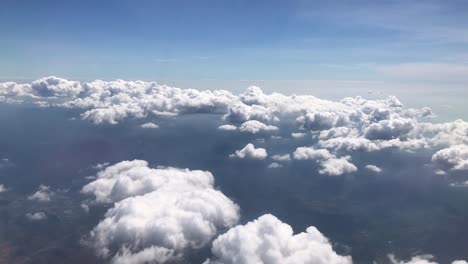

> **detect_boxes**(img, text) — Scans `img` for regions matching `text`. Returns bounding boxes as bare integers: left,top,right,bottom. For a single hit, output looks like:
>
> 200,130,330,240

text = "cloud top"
82,160,240,264
205,214,352,264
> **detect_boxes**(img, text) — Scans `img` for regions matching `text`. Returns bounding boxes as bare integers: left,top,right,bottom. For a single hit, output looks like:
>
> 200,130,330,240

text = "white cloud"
364,118,415,140
218,124,237,131
26,212,47,221
1,77,468,171
205,214,352,264
292,132,307,138
318,137,380,152
27,185,54,202
389,254,467,264
267,162,283,169
0,184,7,193
238,120,278,134
293,147,357,176
82,160,240,264
297,111,350,131
140,122,159,129
319,156,357,176
272,154,291,162
365,165,382,173
432,145,468,171
93,162,110,170
230,143,267,160
293,147,335,161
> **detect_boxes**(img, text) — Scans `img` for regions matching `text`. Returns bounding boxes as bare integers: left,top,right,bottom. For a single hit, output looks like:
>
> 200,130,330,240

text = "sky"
2,2,468,263
1,0,468,88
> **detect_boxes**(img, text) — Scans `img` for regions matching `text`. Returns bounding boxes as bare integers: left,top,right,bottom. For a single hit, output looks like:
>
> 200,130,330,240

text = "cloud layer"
2,77,467,177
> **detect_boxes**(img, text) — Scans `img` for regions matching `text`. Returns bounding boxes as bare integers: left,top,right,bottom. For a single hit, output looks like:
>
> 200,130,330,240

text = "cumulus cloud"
2,77,468,177
140,122,159,129
271,154,291,162
318,137,380,152
26,212,47,221
204,214,352,264
27,185,54,202
293,147,335,161
218,124,237,131
82,160,240,264
292,132,307,138
229,143,267,160
388,254,467,264
432,145,468,171
238,120,278,134
267,162,282,169
365,165,382,173
364,118,415,140
297,111,350,131
319,156,357,176
293,147,357,176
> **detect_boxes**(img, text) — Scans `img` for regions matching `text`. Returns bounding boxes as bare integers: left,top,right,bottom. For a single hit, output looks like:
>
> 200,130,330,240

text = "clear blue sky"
1,0,468,87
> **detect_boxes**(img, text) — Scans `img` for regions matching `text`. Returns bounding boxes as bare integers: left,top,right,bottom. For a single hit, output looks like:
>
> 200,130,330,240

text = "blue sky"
1,0,468,88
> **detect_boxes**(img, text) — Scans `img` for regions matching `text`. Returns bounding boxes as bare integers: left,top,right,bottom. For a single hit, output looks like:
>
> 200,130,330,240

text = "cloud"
318,137,380,152
271,154,291,162
365,165,382,173
26,212,47,221
140,122,159,129
297,111,350,131
293,147,357,176
432,145,468,171
1,77,468,175
27,185,54,202
389,254,467,264
364,118,415,140
0,184,7,193
230,143,267,160
238,120,278,134
292,132,307,138
218,124,237,131
267,162,282,169
319,156,357,176
293,147,335,161
82,160,240,264
204,214,352,264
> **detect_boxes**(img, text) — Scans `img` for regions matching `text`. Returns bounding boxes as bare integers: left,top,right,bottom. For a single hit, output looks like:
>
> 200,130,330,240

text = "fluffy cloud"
293,147,335,161
140,122,159,129
2,77,468,177
432,145,468,171
389,254,467,264
218,124,238,131
365,165,382,173
293,147,357,176
272,154,291,162
230,143,268,160
204,214,352,264
297,111,350,131
238,120,278,134
267,162,283,169
27,185,54,202
319,157,357,176
364,118,415,140
82,160,240,264
318,137,380,152
26,212,47,221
